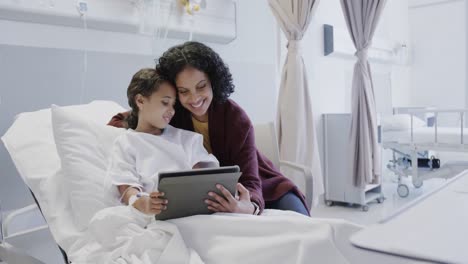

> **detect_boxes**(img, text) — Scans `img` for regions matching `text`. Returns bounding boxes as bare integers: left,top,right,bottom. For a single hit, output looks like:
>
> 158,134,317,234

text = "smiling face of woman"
175,66,213,122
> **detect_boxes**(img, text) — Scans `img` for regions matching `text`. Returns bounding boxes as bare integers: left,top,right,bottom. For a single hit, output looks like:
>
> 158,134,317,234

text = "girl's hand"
133,191,168,215
205,183,255,214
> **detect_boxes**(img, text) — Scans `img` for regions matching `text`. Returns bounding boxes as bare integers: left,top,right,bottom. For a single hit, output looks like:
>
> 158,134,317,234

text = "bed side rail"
0,242,46,264
393,106,435,126
406,108,468,145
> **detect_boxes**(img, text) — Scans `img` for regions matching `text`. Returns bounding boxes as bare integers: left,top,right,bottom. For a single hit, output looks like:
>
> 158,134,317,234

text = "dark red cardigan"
108,99,309,214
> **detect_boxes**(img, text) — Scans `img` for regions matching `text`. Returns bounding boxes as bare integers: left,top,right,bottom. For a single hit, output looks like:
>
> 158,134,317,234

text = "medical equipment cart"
322,114,384,211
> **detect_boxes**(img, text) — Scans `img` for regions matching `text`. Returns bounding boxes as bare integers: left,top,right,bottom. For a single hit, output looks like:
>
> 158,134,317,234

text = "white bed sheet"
383,127,468,145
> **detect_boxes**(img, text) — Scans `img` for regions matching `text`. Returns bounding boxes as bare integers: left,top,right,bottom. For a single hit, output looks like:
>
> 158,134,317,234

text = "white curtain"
340,0,387,187
268,0,323,207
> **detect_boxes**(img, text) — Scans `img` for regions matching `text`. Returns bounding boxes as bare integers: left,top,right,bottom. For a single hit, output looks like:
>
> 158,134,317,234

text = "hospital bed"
381,107,468,197
0,101,434,264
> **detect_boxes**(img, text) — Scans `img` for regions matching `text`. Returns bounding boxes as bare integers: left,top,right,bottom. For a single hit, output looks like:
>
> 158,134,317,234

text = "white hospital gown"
107,125,219,199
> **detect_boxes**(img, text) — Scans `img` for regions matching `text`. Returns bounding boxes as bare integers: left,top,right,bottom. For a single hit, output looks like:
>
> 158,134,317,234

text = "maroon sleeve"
107,111,130,128
225,104,265,212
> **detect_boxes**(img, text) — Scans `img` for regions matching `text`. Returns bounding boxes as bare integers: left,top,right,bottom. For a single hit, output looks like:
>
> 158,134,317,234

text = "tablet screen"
158,166,240,179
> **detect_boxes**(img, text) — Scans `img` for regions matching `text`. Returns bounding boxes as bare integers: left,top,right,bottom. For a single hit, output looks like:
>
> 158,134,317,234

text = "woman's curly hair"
156,41,235,103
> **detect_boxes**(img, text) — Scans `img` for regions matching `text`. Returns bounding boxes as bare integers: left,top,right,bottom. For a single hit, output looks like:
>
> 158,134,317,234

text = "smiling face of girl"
135,81,176,135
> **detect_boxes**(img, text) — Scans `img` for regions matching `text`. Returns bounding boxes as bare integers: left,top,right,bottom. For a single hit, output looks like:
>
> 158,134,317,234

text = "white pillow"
2,100,127,249
2,108,59,200
51,102,126,231
381,114,426,132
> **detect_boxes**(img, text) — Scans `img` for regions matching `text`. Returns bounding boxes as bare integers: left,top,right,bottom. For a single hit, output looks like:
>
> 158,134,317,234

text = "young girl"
107,68,219,215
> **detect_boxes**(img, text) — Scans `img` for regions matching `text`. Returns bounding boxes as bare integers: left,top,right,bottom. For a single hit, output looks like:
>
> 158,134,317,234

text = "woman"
109,42,309,216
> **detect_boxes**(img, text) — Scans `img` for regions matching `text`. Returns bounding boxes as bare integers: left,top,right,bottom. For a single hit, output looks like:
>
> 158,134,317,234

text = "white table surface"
351,170,468,264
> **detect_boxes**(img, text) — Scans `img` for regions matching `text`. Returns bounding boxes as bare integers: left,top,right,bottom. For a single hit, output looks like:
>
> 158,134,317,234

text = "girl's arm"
118,184,167,215
109,137,167,215
118,185,140,205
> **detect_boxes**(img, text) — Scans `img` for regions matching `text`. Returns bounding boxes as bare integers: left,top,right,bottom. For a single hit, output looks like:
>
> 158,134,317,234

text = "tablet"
156,166,242,220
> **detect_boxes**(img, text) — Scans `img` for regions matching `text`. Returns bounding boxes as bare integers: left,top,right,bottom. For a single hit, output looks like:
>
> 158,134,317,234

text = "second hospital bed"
381,107,468,197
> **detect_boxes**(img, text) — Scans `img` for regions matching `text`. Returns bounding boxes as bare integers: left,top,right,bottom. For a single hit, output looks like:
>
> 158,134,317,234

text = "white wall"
0,0,278,210
0,0,413,211
409,0,466,111
305,0,410,115
387,0,412,108
277,0,411,170
0,0,278,122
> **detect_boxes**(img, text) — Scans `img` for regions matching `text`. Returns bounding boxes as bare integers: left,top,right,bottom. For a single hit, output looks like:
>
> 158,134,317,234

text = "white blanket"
68,207,358,264
67,207,429,264
68,206,432,264
68,206,204,264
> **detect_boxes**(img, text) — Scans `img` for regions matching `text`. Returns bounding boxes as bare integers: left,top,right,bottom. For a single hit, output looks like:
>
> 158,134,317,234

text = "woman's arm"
204,124,262,214
208,101,265,213
225,106,264,212
107,111,130,128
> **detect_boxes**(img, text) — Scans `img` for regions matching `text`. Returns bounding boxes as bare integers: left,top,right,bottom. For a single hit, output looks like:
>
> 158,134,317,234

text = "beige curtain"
340,0,387,186
268,0,323,207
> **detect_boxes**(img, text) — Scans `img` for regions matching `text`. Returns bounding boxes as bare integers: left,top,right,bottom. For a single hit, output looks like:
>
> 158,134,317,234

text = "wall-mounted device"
323,24,408,65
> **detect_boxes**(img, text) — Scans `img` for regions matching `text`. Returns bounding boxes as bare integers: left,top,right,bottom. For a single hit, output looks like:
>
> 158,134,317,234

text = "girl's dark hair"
156,41,235,103
126,68,168,129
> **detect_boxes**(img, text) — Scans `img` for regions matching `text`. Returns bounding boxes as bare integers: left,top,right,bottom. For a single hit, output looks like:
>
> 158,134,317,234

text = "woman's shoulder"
221,99,243,112
211,99,253,141
215,99,251,125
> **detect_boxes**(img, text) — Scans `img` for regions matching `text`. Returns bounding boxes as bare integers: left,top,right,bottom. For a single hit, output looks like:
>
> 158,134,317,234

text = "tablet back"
156,166,241,220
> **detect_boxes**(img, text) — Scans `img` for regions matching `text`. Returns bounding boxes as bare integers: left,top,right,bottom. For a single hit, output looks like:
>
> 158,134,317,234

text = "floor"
311,173,448,226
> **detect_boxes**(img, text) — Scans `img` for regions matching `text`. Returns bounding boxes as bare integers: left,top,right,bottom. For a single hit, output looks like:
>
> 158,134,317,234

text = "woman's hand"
133,191,168,215
205,183,255,214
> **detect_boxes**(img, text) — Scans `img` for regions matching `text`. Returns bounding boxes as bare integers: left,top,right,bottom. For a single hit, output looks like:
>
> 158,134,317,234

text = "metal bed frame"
383,107,468,197
0,190,69,264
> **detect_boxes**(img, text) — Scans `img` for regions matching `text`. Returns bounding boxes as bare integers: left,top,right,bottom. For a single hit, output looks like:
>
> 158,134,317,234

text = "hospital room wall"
409,0,466,114
276,0,411,171
311,0,411,111
0,0,278,211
